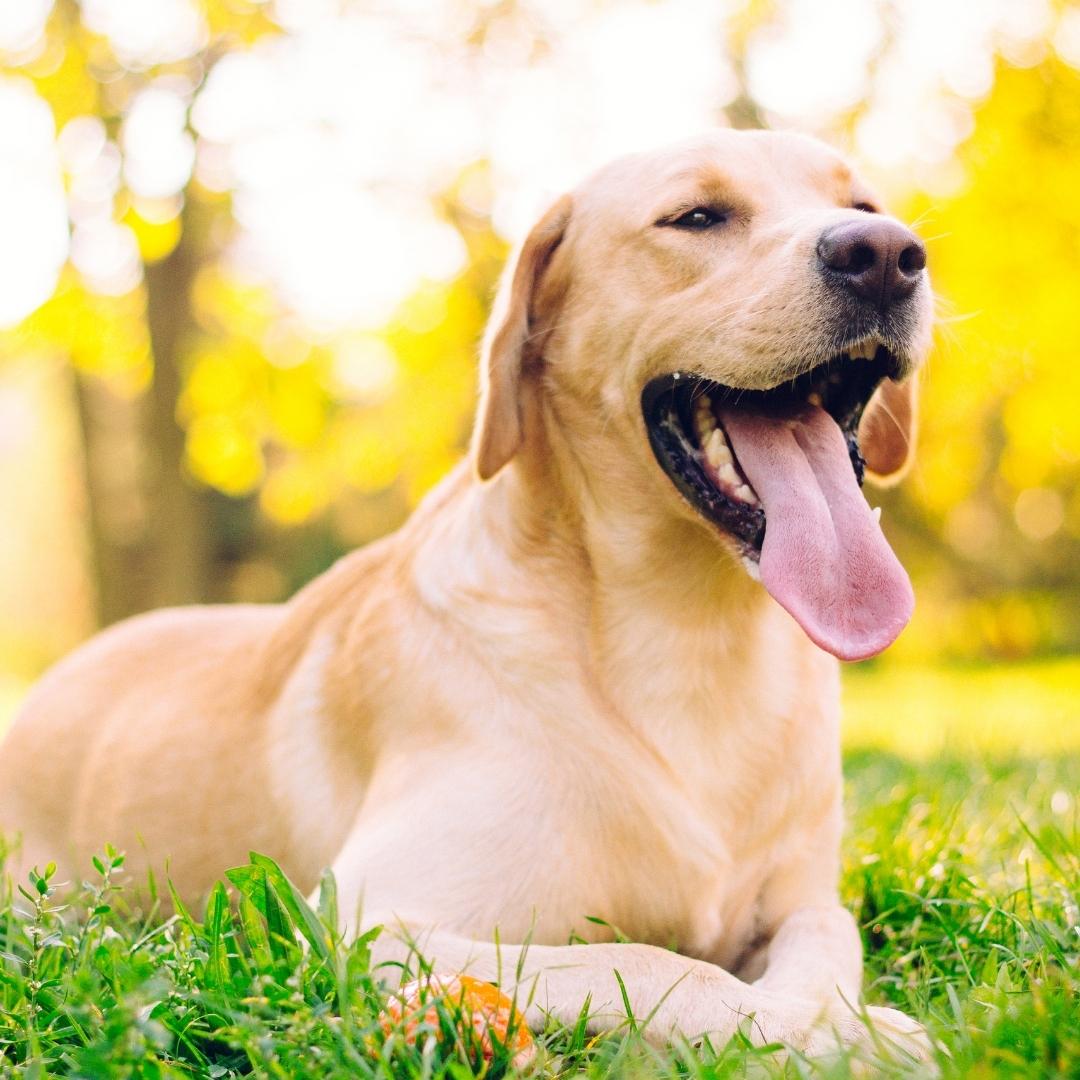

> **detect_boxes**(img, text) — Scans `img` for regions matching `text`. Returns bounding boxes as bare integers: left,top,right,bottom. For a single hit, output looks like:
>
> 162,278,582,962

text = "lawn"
1,662,1078,1078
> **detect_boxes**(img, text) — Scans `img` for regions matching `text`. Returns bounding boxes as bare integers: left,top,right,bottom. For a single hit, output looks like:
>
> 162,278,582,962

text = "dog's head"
472,130,933,662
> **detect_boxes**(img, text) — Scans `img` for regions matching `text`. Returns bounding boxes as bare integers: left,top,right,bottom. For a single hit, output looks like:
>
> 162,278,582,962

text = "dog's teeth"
705,428,731,466
694,399,718,444
718,462,739,487
807,392,822,407
733,483,760,506
872,506,882,523
849,338,879,361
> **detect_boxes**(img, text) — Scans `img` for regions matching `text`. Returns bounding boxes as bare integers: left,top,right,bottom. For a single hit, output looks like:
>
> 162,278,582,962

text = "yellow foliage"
5,1,1080,663
185,414,263,495
268,367,327,449
3,275,152,395
123,206,182,264
330,417,404,494
260,459,332,526
913,59,1080,518
202,0,282,44
191,268,276,342
180,344,265,418
26,14,98,128
889,55,1080,655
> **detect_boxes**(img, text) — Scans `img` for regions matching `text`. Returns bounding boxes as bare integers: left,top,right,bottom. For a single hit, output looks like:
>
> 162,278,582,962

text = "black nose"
816,218,926,310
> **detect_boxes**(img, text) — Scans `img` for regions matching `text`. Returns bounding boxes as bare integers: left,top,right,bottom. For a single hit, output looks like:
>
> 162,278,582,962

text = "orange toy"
378,974,536,1068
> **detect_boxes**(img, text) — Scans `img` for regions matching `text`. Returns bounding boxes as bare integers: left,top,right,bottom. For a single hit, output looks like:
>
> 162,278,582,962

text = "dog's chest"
490,649,841,964
563,716,818,957
342,568,842,965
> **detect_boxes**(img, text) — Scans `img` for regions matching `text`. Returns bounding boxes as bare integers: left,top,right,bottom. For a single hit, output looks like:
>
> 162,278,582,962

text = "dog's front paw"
826,1005,936,1072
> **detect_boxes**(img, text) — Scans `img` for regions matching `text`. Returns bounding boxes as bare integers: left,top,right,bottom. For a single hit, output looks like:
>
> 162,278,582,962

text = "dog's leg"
326,793,929,1060
749,904,932,1062
369,918,931,1064
737,839,933,1062
753,905,863,1001
368,921,836,1050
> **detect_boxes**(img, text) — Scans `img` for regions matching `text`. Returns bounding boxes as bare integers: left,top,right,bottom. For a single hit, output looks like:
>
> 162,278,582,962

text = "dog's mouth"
641,340,914,661
641,342,895,554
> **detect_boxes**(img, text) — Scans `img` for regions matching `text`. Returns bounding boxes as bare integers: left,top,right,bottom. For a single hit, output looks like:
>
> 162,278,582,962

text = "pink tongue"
718,405,913,661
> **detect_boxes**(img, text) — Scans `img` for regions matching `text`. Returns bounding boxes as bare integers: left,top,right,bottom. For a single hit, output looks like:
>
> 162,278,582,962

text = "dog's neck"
406,444,794,741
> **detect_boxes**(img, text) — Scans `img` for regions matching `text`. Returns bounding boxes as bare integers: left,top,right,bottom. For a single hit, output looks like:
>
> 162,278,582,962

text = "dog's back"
0,604,285,893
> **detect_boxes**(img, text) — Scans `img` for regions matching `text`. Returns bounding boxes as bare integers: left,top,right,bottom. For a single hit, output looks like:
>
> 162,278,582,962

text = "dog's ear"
859,374,918,484
473,194,572,481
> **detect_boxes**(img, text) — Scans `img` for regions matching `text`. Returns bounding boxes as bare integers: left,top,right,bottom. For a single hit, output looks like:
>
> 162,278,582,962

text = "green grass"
1,750,1077,1078
2,661,1079,1076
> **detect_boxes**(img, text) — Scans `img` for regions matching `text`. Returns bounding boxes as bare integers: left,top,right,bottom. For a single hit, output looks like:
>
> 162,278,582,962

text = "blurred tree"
886,53,1080,660
4,0,283,620
1,0,505,623
2,0,1079,668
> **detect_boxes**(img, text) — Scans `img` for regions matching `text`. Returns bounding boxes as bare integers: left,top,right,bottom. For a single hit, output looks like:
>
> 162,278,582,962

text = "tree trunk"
73,201,212,626
142,204,209,611
71,371,152,625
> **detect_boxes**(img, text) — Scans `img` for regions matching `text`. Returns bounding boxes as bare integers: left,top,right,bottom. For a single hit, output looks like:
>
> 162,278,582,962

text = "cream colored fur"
0,130,933,1059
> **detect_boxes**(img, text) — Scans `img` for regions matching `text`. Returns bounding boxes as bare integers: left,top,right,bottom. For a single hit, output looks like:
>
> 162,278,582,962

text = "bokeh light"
0,78,67,328
1,0,1079,738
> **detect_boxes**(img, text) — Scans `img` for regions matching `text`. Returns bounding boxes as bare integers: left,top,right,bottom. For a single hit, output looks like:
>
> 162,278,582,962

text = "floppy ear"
473,194,572,481
859,374,918,485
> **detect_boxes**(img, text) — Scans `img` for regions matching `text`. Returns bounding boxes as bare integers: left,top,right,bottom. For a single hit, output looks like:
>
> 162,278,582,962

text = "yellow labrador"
0,130,933,1056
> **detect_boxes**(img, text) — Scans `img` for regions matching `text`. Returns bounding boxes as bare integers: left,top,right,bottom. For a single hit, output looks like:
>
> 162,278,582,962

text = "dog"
0,129,933,1058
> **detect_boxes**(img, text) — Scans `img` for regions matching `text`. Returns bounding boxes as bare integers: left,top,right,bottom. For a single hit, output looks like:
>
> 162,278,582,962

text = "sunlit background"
2,0,1079,759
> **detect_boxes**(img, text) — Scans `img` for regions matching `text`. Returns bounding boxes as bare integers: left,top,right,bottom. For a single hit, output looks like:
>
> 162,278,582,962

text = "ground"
1,661,1078,1078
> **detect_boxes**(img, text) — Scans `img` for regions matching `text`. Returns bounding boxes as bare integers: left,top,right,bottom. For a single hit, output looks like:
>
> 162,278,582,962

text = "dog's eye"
853,202,878,214
668,207,727,230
